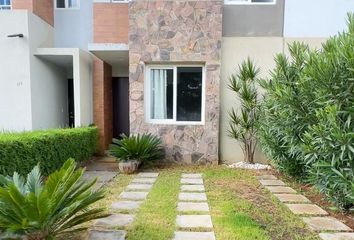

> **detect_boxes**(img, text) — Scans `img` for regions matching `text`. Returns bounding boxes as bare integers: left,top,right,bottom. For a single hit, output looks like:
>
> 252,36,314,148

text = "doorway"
68,79,75,128
112,77,130,138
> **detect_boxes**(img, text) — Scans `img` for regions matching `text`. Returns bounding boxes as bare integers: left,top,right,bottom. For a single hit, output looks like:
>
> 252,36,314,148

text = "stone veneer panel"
129,0,223,165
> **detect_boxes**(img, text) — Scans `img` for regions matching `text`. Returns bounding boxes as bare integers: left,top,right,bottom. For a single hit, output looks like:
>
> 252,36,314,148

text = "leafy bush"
258,13,354,210
110,134,163,164
0,159,107,240
0,127,98,176
228,58,261,164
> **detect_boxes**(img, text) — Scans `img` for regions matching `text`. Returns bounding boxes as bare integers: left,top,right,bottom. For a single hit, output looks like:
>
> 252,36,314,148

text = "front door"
112,77,130,138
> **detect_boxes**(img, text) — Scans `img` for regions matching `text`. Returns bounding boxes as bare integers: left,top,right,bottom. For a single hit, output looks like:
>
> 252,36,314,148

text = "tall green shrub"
228,59,261,164
0,127,98,176
258,13,354,210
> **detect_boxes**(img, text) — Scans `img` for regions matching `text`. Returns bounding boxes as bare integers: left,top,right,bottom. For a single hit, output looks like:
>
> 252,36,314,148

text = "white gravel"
228,161,272,170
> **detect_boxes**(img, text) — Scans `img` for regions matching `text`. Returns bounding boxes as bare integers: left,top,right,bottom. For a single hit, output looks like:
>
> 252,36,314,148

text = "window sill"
146,120,205,126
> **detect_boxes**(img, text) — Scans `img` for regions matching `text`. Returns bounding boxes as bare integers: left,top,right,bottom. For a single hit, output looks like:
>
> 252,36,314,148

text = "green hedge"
0,127,98,176
258,14,354,210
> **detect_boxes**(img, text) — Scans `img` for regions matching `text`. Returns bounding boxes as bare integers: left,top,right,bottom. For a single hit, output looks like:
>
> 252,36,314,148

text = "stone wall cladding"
129,0,222,165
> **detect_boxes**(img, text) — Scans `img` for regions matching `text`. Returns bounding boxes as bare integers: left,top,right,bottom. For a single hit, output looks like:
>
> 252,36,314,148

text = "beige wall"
220,37,327,164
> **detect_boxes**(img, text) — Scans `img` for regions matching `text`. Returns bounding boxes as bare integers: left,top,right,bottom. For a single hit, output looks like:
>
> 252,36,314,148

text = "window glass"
150,69,173,120
0,0,11,9
68,0,79,8
56,0,65,8
177,67,202,122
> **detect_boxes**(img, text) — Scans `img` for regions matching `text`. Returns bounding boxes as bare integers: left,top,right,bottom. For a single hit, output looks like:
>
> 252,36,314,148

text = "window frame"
224,0,276,5
145,64,206,125
0,0,11,10
55,0,80,10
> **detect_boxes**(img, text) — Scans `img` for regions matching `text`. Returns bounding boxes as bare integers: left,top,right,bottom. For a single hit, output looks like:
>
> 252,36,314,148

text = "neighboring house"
0,0,352,164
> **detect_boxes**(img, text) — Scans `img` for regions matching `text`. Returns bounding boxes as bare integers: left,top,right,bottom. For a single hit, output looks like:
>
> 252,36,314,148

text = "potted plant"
109,133,163,174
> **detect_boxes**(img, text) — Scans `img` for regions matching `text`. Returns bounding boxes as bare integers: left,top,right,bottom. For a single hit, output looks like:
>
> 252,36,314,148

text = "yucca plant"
110,134,163,164
0,159,107,240
228,58,261,164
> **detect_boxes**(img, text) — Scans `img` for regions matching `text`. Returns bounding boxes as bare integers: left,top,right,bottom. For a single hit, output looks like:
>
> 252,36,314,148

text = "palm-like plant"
0,159,107,240
110,134,163,164
228,58,261,164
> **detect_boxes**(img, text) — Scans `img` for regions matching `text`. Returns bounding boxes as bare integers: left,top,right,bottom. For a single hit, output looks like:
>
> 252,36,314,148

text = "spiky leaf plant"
228,58,261,164
110,134,163,164
0,159,107,240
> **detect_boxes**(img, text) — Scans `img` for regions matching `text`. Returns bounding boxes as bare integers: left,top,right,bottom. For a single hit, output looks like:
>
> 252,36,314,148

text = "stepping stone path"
174,173,216,240
258,175,354,240
89,172,159,240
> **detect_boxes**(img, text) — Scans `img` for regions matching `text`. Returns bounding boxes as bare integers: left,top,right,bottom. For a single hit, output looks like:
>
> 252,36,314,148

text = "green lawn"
87,166,320,240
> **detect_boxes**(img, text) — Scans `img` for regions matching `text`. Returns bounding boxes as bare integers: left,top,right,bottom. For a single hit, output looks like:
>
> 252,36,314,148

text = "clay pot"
118,160,140,174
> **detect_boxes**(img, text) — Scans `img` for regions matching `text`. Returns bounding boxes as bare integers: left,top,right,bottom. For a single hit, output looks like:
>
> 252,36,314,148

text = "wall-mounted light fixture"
7,34,24,38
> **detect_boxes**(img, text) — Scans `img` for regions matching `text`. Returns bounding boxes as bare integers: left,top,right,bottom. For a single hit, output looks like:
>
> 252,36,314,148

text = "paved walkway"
174,173,216,240
81,156,119,190
88,172,159,240
258,175,354,240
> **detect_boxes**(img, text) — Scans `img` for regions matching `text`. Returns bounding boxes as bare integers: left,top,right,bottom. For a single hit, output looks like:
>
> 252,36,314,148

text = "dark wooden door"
112,77,130,138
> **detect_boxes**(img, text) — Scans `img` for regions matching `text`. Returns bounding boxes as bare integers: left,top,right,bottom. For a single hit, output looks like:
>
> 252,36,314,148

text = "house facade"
0,0,352,165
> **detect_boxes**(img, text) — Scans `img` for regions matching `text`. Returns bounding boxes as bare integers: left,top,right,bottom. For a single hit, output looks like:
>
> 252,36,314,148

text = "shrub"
110,134,163,164
228,58,261,164
0,159,107,240
258,13,354,210
0,127,98,176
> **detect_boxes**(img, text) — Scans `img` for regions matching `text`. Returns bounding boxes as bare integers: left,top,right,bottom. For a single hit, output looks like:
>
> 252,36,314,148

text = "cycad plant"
228,58,261,164
0,159,107,240
110,133,163,164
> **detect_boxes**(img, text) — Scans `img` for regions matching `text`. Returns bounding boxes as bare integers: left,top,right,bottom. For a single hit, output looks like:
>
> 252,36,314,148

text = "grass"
81,165,320,240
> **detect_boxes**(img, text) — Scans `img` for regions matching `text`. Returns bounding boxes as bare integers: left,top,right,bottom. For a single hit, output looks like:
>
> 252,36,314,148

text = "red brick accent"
93,3,128,44
93,57,113,154
12,0,54,26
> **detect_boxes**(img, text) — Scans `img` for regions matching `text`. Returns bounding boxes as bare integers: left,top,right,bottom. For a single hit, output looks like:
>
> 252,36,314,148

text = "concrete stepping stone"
95,214,135,228
182,173,203,179
265,186,297,194
88,230,126,240
260,179,286,186
176,215,213,228
126,183,153,191
303,217,352,232
181,185,205,192
257,175,277,180
286,204,328,215
181,178,203,185
132,178,156,184
173,231,216,240
137,172,159,178
319,233,354,240
274,194,311,203
120,191,148,200
111,201,143,211
179,192,207,201
178,202,209,212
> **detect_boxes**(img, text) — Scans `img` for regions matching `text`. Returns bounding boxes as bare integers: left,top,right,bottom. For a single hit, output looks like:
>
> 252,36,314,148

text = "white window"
56,0,79,9
145,65,205,125
224,0,276,5
0,0,11,10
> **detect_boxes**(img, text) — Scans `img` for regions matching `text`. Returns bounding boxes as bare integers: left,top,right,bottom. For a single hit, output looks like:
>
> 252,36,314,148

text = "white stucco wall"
28,13,70,130
284,0,354,37
220,37,283,164
0,11,32,131
77,50,93,126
